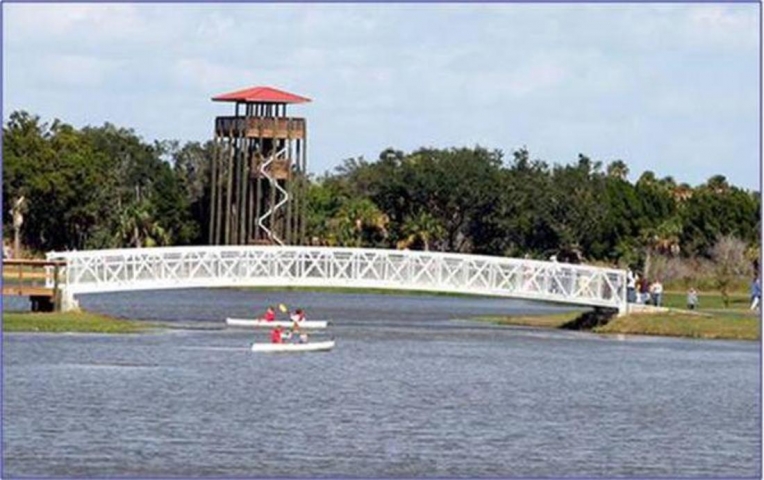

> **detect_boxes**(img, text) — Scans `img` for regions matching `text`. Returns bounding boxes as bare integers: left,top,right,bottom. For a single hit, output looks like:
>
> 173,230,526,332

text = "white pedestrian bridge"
46,246,627,314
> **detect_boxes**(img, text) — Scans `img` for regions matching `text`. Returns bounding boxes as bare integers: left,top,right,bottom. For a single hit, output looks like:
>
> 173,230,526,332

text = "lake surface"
2,289,761,477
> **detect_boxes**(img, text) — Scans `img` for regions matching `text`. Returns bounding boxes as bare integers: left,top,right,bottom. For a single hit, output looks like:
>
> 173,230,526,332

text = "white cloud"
6,4,144,41
195,11,236,42
506,60,569,97
43,54,123,87
173,58,257,93
2,3,759,189
685,5,758,49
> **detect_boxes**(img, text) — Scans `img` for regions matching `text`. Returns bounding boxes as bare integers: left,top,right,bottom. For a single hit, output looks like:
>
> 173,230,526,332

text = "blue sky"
3,3,760,190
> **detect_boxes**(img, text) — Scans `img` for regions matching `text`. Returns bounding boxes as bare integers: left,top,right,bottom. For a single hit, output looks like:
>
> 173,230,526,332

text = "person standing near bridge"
650,280,664,307
626,269,637,303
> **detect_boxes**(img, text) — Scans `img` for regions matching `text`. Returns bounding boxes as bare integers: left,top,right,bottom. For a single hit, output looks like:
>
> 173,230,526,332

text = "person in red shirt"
270,326,283,344
263,306,276,322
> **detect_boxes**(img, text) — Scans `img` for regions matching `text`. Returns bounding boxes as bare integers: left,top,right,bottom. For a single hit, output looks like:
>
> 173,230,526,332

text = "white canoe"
226,318,329,329
251,340,335,353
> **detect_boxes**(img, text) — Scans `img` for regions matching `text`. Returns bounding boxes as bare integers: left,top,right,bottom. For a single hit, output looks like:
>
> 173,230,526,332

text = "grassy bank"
3,311,153,333
479,304,760,341
595,310,760,341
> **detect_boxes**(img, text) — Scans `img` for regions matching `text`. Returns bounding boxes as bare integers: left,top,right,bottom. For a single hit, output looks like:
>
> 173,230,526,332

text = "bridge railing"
47,246,627,313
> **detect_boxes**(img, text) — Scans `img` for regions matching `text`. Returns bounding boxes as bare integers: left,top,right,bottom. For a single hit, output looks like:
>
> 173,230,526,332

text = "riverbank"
483,311,759,341
481,294,760,341
595,309,759,340
3,311,154,333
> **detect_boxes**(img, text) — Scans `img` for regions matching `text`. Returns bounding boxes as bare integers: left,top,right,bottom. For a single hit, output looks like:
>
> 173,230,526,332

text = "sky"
2,3,761,190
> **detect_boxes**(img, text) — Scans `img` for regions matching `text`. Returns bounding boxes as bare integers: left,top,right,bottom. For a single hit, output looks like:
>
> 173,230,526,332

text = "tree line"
3,111,760,285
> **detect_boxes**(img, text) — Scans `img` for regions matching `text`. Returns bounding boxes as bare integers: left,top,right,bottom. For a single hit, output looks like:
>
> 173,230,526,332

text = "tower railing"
214,117,306,139
257,148,290,245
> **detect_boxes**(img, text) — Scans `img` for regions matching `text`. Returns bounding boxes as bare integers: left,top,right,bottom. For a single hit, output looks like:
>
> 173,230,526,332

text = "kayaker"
270,326,283,344
263,306,276,322
290,308,306,323
290,308,306,333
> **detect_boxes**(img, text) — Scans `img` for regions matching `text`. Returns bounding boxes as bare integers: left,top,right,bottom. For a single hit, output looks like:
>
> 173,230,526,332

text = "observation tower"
209,86,311,245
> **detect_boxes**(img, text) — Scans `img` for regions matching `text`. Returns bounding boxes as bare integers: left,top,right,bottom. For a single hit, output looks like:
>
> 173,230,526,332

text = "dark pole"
209,134,218,244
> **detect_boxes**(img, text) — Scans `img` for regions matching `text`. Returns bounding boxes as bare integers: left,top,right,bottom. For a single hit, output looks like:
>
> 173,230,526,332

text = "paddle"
278,303,288,313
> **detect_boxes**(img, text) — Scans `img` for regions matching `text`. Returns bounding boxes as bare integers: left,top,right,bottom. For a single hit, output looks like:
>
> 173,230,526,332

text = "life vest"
270,329,282,343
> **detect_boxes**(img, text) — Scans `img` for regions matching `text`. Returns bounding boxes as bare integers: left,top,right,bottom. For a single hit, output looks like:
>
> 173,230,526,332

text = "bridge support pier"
60,290,80,313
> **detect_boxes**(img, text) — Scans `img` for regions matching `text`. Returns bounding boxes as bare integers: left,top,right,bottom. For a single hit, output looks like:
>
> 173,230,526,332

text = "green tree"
171,140,214,243
710,235,752,307
396,211,445,251
115,200,171,248
680,181,759,257
540,154,608,259
327,198,388,247
606,160,629,180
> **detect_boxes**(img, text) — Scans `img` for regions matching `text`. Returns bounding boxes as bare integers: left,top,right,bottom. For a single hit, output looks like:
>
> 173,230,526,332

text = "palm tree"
606,160,629,180
329,198,388,248
639,217,683,279
115,201,170,248
636,170,658,188
671,182,693,203
396,211,445,251
705,175,730,194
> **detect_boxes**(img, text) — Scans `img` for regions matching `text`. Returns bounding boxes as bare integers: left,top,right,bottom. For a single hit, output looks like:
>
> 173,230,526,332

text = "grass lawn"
661,290,752,313
2,310,154,334
476,291,760,340
595,310,760,341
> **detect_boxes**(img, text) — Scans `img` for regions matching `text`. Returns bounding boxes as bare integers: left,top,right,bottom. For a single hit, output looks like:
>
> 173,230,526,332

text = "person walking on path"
750,277,761,311
687,288,699,310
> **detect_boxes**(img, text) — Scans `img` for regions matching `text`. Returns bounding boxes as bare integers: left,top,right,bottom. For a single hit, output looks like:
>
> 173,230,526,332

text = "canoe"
226,318,329,329
251,340,335,353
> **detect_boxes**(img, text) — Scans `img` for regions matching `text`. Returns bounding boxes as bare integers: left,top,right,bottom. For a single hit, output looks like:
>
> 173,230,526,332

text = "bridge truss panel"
47,246,627,312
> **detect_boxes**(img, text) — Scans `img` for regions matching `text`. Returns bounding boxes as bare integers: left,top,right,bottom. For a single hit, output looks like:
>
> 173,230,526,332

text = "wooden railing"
215,116,306,139
2,259,66,311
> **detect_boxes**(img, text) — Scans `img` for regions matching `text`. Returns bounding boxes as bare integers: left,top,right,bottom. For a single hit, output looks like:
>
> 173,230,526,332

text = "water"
2,290,761,477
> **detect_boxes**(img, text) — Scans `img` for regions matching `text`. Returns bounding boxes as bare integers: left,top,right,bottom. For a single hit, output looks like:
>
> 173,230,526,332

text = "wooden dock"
2,259,66,311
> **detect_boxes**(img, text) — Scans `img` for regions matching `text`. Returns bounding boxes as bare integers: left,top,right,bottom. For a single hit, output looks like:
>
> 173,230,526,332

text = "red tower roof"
212,86,311,104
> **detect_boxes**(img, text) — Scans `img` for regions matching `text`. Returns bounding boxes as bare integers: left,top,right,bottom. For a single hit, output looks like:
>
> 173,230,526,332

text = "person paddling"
290,308,305,330
270,325,283,344
291,308,306,323
262,306,276,322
